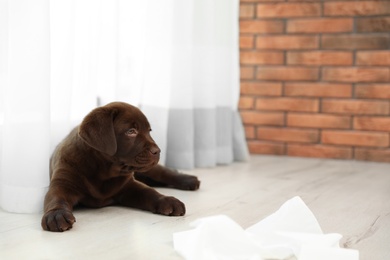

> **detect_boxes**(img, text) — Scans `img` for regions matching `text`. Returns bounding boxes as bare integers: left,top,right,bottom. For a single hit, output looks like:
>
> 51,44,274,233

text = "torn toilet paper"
173,196,359,260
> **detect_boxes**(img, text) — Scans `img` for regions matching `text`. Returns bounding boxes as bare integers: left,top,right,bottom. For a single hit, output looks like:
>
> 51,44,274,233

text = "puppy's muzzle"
149,146,161,158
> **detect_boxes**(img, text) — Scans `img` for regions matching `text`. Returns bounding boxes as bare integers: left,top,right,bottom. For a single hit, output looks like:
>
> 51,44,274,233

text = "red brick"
324,1,390,16
355,148,390,163
256,35,318,50
322,67,390,83
258,127,319,143
241,67,255,80
287,18,353,33
355,84,390,99
257,67,319,81
322,34,390,50
240,82,283,96
256,97,319,112
239,0,390,162
354,117,390,132
248,141,285,155
240,51,284,65
287,113,351,129
257,3,321,18
287,51,353,65
239,97,255,109
244,126,256,139
288,144,352,159
322,99,389,115
240,111,285,126
356,17,390,33
240,4,255,18
240,20,284,34
322,130,389,147
356,51,390,66
240,36,254,49
285,82,352,98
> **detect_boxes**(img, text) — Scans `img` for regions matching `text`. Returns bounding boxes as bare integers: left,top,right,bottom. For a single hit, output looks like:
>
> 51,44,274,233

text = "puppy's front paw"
41,209,76,232
175,174,201,191
154,196,185,216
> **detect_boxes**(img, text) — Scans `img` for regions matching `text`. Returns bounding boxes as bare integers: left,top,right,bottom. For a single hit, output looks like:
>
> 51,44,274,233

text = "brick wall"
239,0,390,162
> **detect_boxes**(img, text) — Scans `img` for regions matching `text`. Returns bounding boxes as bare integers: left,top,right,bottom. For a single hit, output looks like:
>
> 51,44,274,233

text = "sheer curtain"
0,0,248,213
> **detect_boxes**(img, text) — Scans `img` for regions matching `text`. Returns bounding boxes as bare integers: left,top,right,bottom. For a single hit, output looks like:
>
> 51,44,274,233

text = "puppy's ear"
78,107,117,156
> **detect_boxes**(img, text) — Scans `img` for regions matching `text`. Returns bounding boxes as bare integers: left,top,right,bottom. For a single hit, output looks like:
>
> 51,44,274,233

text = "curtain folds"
0,0,248,213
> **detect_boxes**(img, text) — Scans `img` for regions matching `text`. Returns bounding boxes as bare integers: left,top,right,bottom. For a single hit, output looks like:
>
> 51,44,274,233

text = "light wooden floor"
0,155,389,260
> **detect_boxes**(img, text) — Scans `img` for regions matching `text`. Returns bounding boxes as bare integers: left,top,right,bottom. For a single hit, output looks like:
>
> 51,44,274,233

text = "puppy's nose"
149,146,161,156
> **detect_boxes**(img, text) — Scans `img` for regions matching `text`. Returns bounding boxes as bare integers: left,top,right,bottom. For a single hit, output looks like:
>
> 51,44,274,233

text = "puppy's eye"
125,128,138,136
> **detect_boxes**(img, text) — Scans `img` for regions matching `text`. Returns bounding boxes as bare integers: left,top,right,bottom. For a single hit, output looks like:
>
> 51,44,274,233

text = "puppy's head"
78,102,160,172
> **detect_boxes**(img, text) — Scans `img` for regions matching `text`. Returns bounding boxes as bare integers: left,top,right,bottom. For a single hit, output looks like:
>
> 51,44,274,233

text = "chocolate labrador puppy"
41,102,200,232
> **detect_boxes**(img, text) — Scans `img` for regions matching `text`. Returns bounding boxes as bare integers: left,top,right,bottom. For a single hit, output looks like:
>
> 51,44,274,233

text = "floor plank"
0,155,389,259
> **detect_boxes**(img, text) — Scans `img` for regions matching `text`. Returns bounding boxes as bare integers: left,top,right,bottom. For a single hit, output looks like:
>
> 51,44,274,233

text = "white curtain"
0,0,248,213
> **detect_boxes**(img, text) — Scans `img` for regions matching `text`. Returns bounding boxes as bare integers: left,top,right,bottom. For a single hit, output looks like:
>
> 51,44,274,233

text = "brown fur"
41,102,200,232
